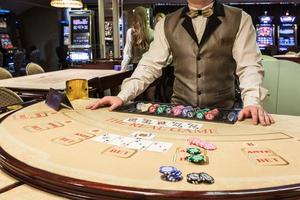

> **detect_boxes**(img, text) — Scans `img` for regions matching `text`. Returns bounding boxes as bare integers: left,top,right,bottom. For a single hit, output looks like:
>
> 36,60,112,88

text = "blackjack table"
0,69,121,91
0,69,127,99
0,99,300,200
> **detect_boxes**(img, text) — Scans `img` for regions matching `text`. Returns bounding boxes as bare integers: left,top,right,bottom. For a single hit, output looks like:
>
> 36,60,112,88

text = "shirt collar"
188,1,214,11
180,0,225,18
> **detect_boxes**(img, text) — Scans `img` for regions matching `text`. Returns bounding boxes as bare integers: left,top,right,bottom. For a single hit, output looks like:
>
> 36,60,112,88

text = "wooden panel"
0,169,21,193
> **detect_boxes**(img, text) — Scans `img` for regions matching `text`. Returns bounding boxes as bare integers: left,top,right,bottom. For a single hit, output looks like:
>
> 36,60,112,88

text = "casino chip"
141,103,152,112
187,173,204,184
196,111,205,119
159,166,177,175
182,106,193,117
172,105,184,117
156,105,167,114
227,111,237,123
159,166,183,182
205,112,215,121
186,154,206,164
187,147,201,155
199,172,215,184
136,102,144,111
187,172,214,184
186,111,195,118
188,138,217,151
210,108,220,116
148,104,159,113
165,106,173,115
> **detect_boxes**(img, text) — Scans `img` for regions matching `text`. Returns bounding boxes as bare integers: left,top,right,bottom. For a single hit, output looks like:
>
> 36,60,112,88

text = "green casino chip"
187,147,201,155
187,154,206,164
196,112,204,119
156,105,167,114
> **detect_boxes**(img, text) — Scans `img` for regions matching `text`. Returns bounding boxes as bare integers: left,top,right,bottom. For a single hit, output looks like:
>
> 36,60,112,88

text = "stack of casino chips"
181,106,194,118
186,147,206,164
194,108,209,119
171,105,185,117
136,102,143,111
195,108,220,120
136,102,152,112
156,104,168,114
204,108,220,120
188,138,217,151
159,166,183,182
187,172,215,184
165,105,173,115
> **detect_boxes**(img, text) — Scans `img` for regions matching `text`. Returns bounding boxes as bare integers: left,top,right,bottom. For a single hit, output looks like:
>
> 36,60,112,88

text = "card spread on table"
93,133,172,153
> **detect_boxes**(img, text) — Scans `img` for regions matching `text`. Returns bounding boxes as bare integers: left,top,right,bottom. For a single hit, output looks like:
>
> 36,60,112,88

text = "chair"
97,71,132,98
262,55,278,61
263,45,278,56
0,87,23,107
0,67,13,79
287,46,300,53
29,49,41,64
0,51,3,67
13,51,25,76
56,45,68,70
26,62,45,75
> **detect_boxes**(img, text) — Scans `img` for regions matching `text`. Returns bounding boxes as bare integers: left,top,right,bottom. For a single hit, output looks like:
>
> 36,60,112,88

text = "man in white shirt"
87,0,274,126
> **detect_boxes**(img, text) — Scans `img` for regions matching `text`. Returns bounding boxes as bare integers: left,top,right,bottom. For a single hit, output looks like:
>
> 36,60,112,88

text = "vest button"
197,54,201,60
197,73,202,78
198,91,202,95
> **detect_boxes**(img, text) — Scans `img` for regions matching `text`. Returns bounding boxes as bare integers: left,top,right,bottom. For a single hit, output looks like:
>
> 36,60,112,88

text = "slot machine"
278,11,297,52
0,10,15,72
256,11,275,51
68,10,94,64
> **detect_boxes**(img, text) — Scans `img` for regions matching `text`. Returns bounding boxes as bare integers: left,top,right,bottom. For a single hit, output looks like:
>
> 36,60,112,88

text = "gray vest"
165,2,242,108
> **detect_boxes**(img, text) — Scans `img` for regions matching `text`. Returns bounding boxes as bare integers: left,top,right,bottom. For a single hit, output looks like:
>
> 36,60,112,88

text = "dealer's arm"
233,12,274,126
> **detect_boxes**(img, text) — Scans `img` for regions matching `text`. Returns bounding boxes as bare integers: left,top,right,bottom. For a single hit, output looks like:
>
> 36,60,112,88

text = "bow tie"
186,7,214,18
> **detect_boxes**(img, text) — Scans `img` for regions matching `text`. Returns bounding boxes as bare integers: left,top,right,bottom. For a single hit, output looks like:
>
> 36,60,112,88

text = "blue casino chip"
159,166,177,175
159,166,183,182
227,111,237,122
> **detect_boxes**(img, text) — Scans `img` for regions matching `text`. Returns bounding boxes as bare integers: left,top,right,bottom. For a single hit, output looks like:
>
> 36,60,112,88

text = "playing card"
108,136,136,146
130,131,156,140
93,133,120,143
147,141,173,153
126,139,153,150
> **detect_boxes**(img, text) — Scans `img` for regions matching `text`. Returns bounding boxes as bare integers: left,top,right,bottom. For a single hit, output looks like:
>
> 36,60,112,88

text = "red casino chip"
172,105,184,116
148,104,159,113
205,112,215,121
210,108,220,116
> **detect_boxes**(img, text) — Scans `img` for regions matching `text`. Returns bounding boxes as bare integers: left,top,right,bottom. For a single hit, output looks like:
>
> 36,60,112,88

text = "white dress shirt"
121,28,133,71
118,5,267,108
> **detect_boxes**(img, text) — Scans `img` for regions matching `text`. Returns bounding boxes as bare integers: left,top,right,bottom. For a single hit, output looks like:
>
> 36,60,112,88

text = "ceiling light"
50,0,83,8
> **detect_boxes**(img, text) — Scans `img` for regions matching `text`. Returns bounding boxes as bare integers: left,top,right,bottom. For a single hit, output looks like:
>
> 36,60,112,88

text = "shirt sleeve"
233,11,268,108
117,18,171,103
121,28,133,71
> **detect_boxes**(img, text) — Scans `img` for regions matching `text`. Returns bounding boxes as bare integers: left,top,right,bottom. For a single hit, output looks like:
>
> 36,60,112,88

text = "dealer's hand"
86,96,123,111
238,105,275,126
